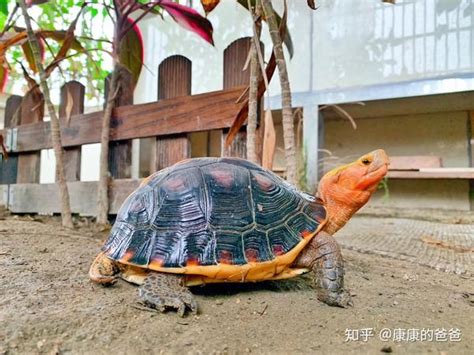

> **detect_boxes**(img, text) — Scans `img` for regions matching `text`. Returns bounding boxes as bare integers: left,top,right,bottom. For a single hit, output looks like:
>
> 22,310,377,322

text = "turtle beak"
367,149,389,174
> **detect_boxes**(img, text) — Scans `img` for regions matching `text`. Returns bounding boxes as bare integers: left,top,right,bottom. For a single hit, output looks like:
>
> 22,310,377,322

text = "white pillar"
303,105,324,193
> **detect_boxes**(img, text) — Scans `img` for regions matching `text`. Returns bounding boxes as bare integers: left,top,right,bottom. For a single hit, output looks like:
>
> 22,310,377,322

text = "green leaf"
0,65,8,93
0,1,8,16
21,42,37,73
90,8,98,18
0,12,6,30
118,18,143,85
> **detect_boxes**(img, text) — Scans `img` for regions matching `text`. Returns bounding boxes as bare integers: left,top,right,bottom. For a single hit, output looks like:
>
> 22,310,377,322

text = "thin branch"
0,4,20,37
17,0,73,229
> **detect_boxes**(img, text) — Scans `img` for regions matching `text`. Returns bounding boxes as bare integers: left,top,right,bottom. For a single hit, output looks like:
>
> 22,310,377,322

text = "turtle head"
318,149,389,235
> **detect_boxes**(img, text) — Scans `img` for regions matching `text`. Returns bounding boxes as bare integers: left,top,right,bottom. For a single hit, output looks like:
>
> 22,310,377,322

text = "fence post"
105,68,134,178
58,81,85,181
222,37,265,160
17,90,43,183
0,95,22,184
150,55,192,172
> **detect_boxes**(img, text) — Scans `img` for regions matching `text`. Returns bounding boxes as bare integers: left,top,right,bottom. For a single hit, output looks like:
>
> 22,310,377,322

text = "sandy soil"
0,216,473,354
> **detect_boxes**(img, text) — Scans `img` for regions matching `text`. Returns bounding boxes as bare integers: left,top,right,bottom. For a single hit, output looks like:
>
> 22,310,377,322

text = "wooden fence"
0,37,259,215
0,84,245,215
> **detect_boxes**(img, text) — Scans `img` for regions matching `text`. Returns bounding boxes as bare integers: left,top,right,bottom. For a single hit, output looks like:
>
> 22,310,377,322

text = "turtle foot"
138,273,198,317
318,289,354,308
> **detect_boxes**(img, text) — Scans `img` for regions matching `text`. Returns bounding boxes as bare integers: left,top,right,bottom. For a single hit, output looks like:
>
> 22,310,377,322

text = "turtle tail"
89,252,120,285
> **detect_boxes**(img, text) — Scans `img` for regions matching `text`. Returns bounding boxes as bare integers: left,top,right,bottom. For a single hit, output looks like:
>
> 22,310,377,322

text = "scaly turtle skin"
90,150,389,316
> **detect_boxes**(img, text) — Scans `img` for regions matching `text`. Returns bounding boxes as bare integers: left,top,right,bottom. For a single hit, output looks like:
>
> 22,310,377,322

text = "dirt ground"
0,215,473,354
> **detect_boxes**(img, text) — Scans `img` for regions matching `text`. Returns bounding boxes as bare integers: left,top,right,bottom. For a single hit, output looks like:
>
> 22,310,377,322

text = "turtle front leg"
138,272,198,317
294,231,353,308
89,252,120,285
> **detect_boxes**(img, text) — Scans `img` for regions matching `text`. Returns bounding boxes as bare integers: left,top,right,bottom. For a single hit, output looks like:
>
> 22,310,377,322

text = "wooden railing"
0,81,246,215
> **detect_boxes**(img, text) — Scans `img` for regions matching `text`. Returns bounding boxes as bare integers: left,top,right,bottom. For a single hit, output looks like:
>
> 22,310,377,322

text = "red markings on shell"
186,258,200,267
272,245,285,256
307,202,327,223
163,178,185,190
210,169,234,188
301,230,313,239
219,250,233,264
245,249,259,262
254,172,273,190
149,257,165,268
121,251,134,261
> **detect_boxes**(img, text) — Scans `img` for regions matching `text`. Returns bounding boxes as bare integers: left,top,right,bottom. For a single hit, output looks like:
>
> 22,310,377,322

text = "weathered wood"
388,168,474,179
17,89,43,183
0,95,22,184
151,55,192,172
59,81,85,181
8,179,140,215
105,69,133,179
153,135,190,171
389,156,442,170
222,38,251,158
1,86,244,153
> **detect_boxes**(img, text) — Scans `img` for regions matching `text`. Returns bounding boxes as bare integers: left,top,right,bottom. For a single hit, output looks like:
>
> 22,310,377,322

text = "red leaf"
118,18,144,85
159,0,214,45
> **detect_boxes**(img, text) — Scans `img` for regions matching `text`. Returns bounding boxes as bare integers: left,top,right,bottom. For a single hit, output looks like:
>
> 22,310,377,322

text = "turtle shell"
102,158,327,281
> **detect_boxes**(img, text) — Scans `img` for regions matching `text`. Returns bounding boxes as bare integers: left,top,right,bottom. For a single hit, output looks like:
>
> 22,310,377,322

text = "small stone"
393,301,398,306
215,300,223,305
381,345,392,353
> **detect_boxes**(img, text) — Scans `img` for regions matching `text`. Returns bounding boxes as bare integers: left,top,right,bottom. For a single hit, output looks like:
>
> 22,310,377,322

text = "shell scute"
102,158,327,272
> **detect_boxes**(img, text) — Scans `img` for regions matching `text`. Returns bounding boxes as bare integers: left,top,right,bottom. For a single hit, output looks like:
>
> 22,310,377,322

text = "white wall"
134,0,474,103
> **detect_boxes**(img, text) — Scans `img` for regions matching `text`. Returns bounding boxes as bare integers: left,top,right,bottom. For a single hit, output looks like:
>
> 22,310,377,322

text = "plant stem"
261,0,297,184
18,0,74,228
247,1,262,164
96,66,120,226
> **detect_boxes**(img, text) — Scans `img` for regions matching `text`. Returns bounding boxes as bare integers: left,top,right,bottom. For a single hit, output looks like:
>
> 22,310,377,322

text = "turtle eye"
361,158,371,165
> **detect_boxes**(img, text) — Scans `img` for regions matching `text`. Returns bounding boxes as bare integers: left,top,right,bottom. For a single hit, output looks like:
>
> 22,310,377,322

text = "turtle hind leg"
138,272,198,317
89,251,120,285
294,231,353,308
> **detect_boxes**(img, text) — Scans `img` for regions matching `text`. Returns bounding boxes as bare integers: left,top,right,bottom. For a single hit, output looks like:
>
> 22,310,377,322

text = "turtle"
90,149,388,316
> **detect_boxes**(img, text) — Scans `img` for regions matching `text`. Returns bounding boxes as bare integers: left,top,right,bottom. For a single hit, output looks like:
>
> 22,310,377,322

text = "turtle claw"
318,289,354,308
137,273,198,317
138,289,198,317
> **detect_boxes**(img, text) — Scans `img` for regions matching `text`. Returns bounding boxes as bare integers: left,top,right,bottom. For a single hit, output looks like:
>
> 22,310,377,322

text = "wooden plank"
222,38,251,158
59,81,85,181
388,168,474,179
2,86,244,153
153,135,190,171
389,156,442,170
8,179,140,215
151,55,192,172
17,89,43,183
106,69,133,179
0,95,22,184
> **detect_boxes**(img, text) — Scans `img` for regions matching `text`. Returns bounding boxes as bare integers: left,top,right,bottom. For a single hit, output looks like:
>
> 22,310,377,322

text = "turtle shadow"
190,274,315,297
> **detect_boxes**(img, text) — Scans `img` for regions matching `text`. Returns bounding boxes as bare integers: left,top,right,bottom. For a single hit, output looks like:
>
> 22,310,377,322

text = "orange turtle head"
318,149,389,234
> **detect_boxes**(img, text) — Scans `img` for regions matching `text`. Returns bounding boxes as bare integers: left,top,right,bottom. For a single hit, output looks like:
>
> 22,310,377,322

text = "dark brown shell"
102,158,326,268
